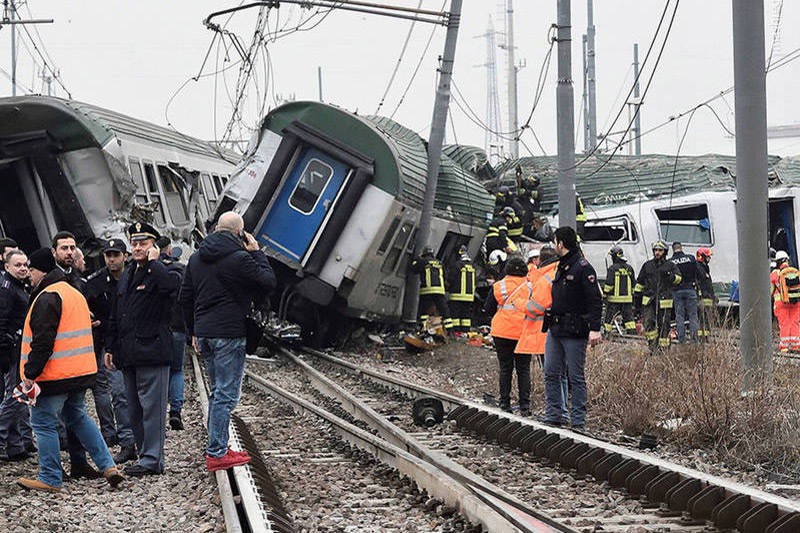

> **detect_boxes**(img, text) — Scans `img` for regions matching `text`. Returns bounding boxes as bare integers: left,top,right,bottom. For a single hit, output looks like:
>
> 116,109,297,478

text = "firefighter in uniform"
410,247,453,333
485,211,510,257
602,246,636,336
447,246,475,333
505,207,524,243
772,251,800,353
483,257,530,414
695,247,715,340
575,194,587,238
634,241,681,352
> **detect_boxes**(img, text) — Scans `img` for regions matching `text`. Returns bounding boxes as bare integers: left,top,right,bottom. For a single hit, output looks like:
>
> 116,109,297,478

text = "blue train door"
256,146,349,262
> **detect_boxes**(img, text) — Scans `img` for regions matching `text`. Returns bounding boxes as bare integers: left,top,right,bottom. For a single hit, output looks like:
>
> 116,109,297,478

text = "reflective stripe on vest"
779,266,800,304
490,277,528,340
449,264,476,302
21,281,97,383
420,260,445,295
608,268,633,303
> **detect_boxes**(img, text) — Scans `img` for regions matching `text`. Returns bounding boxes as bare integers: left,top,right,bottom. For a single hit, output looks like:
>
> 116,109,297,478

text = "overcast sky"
2,1,799,158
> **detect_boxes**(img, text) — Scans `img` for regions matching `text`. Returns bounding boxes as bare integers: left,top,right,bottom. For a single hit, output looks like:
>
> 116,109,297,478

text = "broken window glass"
157,165,189,225
583,215,637,242
289,158,334,214
655,204,712,244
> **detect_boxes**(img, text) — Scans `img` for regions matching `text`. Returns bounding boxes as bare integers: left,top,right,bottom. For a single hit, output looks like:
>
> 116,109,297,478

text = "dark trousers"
0,354,34,454
642,303,671,352
604,302,636,334
448,300,473,331
123,365,169,472
419,293,453,330
698,299,715,340
495,337,531,410
92,350,116,444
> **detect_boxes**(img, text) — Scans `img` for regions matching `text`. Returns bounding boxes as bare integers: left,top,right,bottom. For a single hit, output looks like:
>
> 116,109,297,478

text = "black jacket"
697,261,716,302
106,259,181,369
670,251,697,291
635,257,680,307
549,249,603,337
0,272,29,372
86,267,120,353
603,259,636,303
180,231,276,338
160,254,186,333
23,269,96,396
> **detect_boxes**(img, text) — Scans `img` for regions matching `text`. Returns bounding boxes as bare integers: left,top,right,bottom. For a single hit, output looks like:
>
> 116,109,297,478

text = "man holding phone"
104,222,181,476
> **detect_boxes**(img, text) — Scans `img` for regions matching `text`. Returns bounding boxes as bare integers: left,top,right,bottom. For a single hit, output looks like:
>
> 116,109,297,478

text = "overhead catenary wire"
374,0,423,115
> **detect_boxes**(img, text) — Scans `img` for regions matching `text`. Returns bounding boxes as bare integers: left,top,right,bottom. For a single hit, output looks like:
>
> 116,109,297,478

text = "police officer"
634,241,681,352
410,247,453,333
542,227,602,428
85,238,137,463
0,249,35,461
602,246,636,336
670,242,699,343
447,245,476,333
695,247,715,340
105,222,181,476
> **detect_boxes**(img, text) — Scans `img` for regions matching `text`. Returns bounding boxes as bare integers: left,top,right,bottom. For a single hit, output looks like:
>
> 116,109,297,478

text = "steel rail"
242,368,544,533
270,344,572,533
281,345,800,533
191,352,285,533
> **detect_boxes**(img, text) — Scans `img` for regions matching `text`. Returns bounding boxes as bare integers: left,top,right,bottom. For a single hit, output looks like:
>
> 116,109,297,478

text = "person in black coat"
105,223,181,476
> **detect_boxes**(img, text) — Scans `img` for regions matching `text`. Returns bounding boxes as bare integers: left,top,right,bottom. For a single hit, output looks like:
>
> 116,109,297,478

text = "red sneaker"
206,450,251,472
228,448,250,459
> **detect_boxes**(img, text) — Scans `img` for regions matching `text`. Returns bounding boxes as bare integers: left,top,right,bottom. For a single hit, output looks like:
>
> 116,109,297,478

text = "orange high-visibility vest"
516,262,557,355
21,281,96,383
490,276,529,340
775,264,800,304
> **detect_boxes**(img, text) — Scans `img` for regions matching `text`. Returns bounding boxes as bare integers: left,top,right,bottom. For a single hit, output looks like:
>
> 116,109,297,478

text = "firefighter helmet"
609,245,624,259
696,247,713,262
488,249,507,266
652,240,668,251
502,206,516,217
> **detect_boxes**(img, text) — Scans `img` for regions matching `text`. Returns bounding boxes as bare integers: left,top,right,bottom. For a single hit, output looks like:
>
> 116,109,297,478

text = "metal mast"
632,43,642,155
582,34,590,153
477,18,502,163
1,0,54,96
505,0,518,158
557,0,576,229
732,0,772,384
586,0,597,150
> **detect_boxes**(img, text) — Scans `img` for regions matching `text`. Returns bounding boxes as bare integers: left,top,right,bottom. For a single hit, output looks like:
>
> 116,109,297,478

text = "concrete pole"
317,66,323,102
732,0,773,384
506,0,518,158
402,0,462,325
557,0,576,229
582,34,590,153
632,43,642,155
586,0,597,150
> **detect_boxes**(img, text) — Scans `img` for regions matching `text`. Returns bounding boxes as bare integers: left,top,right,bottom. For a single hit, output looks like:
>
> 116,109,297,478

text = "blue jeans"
199,337,246,458
673,288,699,343
544,333,588,427
169,332,186,416
30,391,114,487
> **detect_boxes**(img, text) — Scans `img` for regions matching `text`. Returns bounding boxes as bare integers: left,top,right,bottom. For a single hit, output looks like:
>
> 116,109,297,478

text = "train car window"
289,158,334,214
128,159,149,205
212,174,223,196
381,222,413,274
142,163,166,226
377,217,401,255
583,215,637,242
157,164,189,225
221,175,229,186
396,227,418,274
438,232,471,263
655,204,712,244
200,173,217,209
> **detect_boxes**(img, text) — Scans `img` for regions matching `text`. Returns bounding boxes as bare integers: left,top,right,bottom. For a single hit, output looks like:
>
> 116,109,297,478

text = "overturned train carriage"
494,154,800,302
214,101,494,331
0,96,237,261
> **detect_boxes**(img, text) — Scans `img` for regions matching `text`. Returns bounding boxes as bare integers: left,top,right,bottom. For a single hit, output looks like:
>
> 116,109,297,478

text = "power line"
10,1,70,98
374,0,423,115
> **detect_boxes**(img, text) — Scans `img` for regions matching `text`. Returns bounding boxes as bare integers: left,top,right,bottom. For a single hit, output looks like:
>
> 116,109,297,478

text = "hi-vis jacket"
411,256,446,296
634,258,681,308
603,260,636,303
516,260,558,354
772,263,800,305
447,256,476,302
21,269,97,396
489,275,529,341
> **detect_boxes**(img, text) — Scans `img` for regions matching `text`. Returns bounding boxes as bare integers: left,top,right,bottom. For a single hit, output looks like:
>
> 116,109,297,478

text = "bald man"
180,211,275,472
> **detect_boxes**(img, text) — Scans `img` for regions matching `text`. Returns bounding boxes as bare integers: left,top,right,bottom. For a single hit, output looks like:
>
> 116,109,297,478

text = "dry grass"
587,332,800,476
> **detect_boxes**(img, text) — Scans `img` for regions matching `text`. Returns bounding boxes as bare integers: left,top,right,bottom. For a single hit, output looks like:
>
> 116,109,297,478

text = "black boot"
169,413,184,430
70,461,102,479
114,445,137,464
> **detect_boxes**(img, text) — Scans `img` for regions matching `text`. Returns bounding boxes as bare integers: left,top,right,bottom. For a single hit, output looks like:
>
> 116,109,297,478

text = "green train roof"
261,101,494,226
494,153,800,212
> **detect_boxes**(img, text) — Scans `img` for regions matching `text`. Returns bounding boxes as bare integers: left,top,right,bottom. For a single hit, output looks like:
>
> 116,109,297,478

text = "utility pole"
1,0,54,96
632,43,642,155
581,34,589,153
476,18,502,163
556,0,576,229
505,0,518,158
402,0,462,325
40,69,53,96
317,66,323,102
585,0,597,150
732,0,772,385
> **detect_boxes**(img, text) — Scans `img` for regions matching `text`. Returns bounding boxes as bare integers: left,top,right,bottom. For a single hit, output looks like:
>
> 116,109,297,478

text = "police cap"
127,221,160,242
103,238,128,254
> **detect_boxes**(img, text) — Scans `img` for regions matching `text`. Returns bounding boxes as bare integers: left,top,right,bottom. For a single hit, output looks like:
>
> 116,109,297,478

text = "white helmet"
776,250,790,263
488,249,508,265
526,248,540,261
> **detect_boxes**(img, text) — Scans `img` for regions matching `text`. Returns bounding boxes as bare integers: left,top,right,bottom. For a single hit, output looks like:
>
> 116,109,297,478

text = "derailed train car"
213,101,494,337
0,96,237,263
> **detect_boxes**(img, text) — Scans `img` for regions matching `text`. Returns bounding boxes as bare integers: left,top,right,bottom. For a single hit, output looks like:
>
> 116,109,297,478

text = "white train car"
0,96,237,260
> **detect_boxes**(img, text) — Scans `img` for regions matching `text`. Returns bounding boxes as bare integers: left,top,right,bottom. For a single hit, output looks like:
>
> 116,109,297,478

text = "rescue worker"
486,249,507,281
447,245,475,333
695,247,715,340
526,248,540,280
17,248,123,492
485,210,511,258
634,241,681,353
85,239,137,464
542,227,602,428
410,247,453,333
505,207,524,243
530,216,555,243
575,194,587,238
670,242,699,343
494,185,511,216
602,246,636,336
483,257,530,414
771,250,800,353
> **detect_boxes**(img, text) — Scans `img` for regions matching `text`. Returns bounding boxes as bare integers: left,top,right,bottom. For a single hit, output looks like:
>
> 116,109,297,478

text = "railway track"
245,340,800,533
